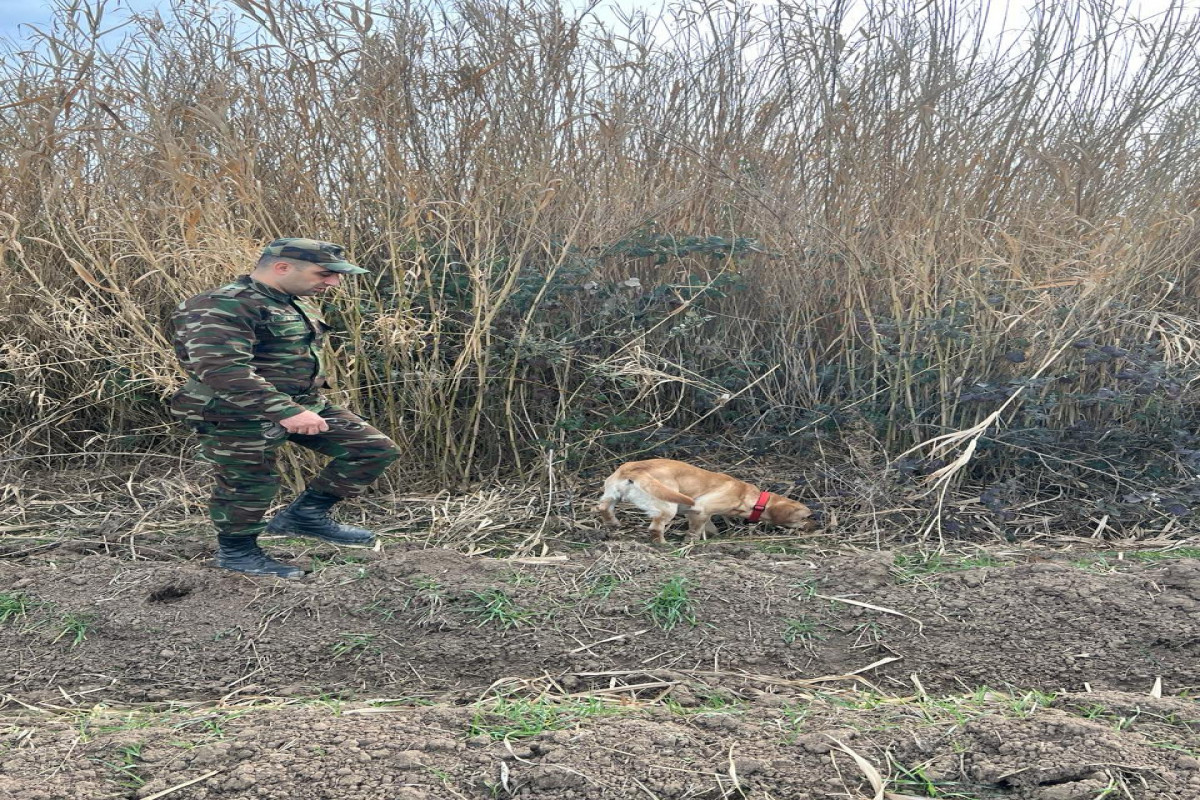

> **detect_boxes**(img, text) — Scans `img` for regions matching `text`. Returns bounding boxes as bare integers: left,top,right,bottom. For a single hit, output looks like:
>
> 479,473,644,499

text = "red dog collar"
746,491,770,523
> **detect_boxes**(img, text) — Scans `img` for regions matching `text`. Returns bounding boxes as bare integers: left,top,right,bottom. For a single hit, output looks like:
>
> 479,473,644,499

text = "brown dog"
597,459,817,544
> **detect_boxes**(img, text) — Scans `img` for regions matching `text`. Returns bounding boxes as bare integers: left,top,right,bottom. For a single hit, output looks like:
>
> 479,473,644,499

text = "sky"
0,0,164,40
0,0,1192,45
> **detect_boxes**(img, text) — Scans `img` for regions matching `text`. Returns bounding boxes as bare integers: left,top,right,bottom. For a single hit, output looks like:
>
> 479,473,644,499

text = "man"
169,238,402,578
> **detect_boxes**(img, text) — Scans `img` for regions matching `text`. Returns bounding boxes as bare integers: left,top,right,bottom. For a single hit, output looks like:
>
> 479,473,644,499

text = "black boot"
265,489,375,546
216,535,305,579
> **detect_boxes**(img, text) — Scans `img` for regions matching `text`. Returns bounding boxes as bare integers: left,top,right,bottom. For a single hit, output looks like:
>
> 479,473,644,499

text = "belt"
182,378,320,400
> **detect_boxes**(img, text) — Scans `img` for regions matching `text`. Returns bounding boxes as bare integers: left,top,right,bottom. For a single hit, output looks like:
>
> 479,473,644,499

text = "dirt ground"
2,511,1199,799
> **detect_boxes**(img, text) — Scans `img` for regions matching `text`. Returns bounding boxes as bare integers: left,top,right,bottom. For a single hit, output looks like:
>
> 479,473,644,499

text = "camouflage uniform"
169,241,401,541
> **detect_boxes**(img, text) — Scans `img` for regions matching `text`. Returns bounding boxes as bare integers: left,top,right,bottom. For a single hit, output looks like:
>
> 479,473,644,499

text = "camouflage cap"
261,238,369,274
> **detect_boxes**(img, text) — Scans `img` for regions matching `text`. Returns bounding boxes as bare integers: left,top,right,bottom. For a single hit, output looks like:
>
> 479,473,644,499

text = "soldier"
169,238,403,578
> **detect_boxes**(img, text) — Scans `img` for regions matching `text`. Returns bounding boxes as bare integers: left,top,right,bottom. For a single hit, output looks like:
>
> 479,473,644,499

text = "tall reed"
2,0,1198,512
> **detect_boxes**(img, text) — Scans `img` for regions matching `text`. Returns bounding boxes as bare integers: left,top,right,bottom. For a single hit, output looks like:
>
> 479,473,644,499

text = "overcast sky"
0,0,162,40
0,0,1191,46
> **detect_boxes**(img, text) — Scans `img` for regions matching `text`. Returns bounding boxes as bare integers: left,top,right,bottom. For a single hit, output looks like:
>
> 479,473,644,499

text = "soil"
2,524,1199,799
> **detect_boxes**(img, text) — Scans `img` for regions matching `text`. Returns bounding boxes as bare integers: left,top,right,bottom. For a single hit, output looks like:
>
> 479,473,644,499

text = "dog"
597,459,817,544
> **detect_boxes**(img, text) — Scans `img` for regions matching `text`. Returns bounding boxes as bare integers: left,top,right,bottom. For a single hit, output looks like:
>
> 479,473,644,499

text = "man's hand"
279,410,329,435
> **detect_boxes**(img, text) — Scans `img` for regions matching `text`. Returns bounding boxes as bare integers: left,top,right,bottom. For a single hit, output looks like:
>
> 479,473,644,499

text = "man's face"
276,262,343,296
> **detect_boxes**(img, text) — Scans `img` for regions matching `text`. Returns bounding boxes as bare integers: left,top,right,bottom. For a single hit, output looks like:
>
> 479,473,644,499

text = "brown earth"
2,523,1199,799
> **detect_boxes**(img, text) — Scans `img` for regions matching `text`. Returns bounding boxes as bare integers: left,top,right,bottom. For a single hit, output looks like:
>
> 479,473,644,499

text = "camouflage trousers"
180,405,403,538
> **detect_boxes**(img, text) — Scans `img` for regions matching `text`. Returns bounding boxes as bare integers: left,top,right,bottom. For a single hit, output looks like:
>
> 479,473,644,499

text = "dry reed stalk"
0,0,1197,535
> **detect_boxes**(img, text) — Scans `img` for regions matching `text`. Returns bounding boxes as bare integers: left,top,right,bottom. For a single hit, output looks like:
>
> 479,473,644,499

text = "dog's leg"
684,510,712,541
704,520,718,535
596,496,620,528
647,504,676,545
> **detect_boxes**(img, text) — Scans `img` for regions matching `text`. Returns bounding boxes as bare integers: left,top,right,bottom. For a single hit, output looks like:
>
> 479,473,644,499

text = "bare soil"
2,522,1199,799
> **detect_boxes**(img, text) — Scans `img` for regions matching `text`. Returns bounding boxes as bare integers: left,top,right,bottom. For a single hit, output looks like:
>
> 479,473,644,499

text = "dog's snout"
791,505,819,530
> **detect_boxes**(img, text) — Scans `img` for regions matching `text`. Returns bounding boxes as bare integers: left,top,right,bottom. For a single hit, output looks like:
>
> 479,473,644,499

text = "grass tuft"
53,613,93,647
781,618,824,645
464,588,531,629
331,632,381,661
0,593,29,623
469,694,618,741
643,576,699,632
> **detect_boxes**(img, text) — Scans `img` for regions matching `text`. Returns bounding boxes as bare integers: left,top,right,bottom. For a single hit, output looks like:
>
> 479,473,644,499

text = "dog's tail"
638,476,695,507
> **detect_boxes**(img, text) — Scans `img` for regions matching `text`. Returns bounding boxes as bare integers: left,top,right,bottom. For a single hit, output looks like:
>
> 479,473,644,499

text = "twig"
140,769,222,800
568,628,649,654
815,594,925,633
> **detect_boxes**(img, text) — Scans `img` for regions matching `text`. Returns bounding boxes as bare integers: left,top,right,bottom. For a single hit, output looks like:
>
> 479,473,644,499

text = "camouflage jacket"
169,276,331,423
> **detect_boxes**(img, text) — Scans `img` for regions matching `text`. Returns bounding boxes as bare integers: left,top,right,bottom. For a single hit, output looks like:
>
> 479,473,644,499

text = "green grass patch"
813,690,890,711
0,593,28,623
1148,740,1200,757
376,577,447,627
1011,689,1058,716
77,712,155,742
888,756,982,798
1070,555,1117,573
892,550,1006,582
95,743,146,790
502,570,537,588
792,579,822,599
665,689,743,716
171,710,247,740
470,695,620,741
1070,548,1200,573
1088,548,1200,567
331,632,381,661
781,617,824,645
776,704,812,742
309,553,371,576
464,588,532,628
53,612,93,647
584,571,623,600
1125,547,1200,562
642,576,698,632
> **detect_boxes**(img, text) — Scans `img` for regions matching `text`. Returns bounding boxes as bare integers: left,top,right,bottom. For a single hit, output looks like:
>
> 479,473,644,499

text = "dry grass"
3,0,1200,539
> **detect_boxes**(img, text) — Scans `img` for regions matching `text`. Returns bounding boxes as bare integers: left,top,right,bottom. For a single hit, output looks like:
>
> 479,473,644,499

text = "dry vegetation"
2,0,1200,545
5,8,1200,798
